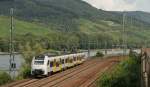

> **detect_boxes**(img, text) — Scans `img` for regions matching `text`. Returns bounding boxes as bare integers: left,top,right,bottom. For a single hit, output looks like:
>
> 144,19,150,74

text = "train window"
56,62,59,67
73,57,76,61
34,61,44,65
62,59,64,64
65,59,67,63
50,61,53,67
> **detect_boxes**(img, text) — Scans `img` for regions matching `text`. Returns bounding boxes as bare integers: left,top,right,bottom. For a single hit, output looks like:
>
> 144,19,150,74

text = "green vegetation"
17,65,31,79
0,0,150,52
19,42,46,66
17,42,46,79
97,52,141,87
0,16,51,37
0,0,148,84
0,71,12,85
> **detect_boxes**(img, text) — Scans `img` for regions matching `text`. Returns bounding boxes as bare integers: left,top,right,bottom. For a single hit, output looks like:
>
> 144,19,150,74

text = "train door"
73,56,76,65
70,56,73,67
75,55,77,65
68,57,71,67
79,55,81,64
77,55,79,64
56,59,60,72
81,54,85,62
50,60,53,73
59,58,62,71
53,59,56,72
61,58,65,70
47,60,50,75
65,58,68,68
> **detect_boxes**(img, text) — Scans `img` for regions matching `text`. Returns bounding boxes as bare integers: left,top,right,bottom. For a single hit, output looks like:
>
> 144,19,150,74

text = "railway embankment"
96,51,141,87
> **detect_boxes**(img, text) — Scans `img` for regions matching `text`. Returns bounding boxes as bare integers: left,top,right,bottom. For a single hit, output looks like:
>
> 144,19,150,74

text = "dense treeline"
0,31,145,52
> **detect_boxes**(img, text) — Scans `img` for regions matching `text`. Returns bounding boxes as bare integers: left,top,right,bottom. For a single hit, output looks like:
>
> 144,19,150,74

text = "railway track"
3,56,123,87
51,57,120,87
79,63,115,87
41,59,105,87
20,59,100,87
3,58,100,87
81,61,119,87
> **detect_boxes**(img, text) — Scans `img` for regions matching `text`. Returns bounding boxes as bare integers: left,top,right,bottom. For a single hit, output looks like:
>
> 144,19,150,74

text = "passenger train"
31,53,86,76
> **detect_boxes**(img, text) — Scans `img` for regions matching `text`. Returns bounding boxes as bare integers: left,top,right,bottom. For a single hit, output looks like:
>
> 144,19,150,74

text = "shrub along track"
3,56,123,87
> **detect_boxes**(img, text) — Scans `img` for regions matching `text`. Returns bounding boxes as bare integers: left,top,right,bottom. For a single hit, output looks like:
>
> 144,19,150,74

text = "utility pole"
130,16,133,49
9,7,16,79
9,8,13,74
122,12,126,56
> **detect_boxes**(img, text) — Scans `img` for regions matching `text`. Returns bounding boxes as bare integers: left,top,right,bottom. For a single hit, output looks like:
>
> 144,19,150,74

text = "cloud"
82,0,150,12
135,0,150,12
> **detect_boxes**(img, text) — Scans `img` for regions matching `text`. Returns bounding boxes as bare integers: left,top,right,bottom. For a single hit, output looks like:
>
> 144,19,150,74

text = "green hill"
0,16,52,38
125,11,150,24
0,0,101,31
0,0,150,51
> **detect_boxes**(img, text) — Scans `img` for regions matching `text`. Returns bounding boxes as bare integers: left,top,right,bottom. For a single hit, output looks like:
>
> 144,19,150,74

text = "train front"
31,55,47,76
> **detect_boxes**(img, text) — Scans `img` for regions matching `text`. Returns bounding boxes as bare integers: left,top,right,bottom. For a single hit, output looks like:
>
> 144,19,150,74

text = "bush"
96,51,104,57
0,71,12,85
17,65,31,80
97,55,141,87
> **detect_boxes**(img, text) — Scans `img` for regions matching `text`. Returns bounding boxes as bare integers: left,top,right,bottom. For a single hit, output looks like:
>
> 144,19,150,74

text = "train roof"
35,52,85,60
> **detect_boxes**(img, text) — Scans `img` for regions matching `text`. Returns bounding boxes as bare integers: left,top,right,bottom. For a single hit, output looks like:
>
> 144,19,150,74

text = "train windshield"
35,55,45,60
34,60,44,65
34,55,45,65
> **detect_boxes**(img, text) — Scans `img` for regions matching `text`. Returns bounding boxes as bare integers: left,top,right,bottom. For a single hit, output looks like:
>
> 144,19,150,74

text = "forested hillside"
0,0,150,51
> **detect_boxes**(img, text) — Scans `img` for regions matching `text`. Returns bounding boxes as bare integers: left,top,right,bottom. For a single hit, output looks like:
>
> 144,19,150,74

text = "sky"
82,0,150,12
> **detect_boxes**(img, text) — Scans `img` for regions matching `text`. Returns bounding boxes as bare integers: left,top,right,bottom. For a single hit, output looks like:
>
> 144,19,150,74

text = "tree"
18,42,46,79
19,42,45,66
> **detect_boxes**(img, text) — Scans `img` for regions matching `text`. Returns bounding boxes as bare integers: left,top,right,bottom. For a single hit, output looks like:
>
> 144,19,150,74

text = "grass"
78,18,150,44
0,16,52,38
0,16,150,47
